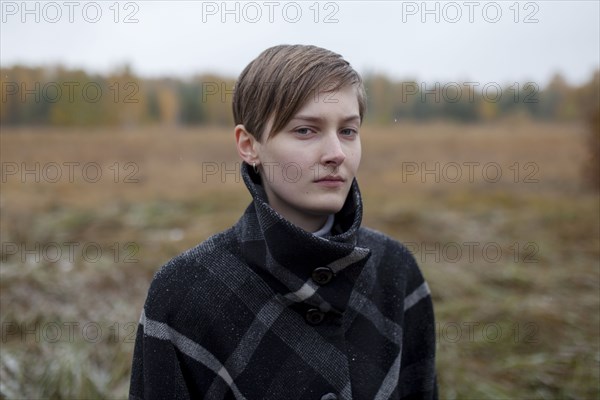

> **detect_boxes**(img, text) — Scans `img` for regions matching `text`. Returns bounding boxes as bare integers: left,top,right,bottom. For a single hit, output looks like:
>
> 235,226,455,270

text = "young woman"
130,44,437,400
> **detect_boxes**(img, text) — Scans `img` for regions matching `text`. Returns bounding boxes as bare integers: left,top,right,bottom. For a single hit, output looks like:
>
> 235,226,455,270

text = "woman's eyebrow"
291,115,361,123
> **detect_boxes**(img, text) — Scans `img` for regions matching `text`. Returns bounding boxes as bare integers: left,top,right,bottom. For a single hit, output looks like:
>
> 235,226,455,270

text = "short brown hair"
232,44,366,142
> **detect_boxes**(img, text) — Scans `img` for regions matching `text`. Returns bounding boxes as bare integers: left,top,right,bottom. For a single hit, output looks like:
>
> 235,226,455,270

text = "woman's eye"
295,127,314,135
340,128,358,137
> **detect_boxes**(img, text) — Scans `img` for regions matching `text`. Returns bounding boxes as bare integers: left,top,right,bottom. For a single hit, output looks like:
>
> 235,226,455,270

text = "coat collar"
234,162,371,314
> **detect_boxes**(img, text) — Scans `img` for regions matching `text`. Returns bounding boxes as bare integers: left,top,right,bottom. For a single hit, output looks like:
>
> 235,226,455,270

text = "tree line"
1,65,598,127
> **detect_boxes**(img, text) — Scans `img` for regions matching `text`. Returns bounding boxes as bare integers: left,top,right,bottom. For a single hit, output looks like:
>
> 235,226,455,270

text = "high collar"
234,162,371,315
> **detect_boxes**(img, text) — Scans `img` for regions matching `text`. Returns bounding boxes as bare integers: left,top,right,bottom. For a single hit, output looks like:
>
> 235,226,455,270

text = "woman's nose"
321,133,346,166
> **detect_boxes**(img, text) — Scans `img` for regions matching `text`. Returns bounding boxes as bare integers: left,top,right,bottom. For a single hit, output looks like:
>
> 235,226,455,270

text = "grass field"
1,121,598,399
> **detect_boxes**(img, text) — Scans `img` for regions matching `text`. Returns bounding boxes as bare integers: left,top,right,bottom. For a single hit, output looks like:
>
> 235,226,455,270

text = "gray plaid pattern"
129,163,437,399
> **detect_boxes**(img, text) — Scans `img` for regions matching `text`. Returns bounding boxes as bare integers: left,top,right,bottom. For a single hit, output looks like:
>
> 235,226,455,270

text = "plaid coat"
129,163,437,400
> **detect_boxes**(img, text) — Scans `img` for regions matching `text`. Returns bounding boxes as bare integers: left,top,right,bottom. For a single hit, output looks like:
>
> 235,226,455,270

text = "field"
1,121,598,399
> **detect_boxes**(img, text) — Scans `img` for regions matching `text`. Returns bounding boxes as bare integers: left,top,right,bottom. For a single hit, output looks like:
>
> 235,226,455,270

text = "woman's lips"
314,176,346,187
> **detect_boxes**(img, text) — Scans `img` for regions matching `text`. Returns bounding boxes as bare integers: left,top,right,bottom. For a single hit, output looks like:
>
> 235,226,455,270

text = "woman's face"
255,84,362,231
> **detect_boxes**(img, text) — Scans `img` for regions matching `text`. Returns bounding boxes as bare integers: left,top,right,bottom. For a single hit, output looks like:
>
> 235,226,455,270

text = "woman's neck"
281,211,330,233
312,215,335,236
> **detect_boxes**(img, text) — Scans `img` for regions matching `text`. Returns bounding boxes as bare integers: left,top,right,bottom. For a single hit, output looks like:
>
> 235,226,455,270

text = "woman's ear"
235,124,260,165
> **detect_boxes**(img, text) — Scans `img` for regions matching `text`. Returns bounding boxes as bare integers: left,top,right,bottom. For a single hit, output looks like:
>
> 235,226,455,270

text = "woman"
129,44,437,400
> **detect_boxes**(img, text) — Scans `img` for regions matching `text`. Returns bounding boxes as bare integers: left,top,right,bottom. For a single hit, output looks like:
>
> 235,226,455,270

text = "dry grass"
1,121,598,399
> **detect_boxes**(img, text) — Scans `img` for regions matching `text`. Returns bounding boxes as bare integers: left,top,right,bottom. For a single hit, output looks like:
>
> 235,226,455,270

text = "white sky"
1,1,599,87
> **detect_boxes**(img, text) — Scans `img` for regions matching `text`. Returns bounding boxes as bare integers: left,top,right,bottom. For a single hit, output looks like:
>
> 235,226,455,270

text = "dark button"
305,308,325,325
321,393,338,400
312,267,334,285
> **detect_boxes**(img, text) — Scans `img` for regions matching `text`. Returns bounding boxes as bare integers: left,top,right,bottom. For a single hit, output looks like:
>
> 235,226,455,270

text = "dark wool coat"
129,163,437,400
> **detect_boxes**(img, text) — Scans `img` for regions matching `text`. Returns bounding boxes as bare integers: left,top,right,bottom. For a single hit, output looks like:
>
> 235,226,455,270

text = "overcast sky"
1,1,598,87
